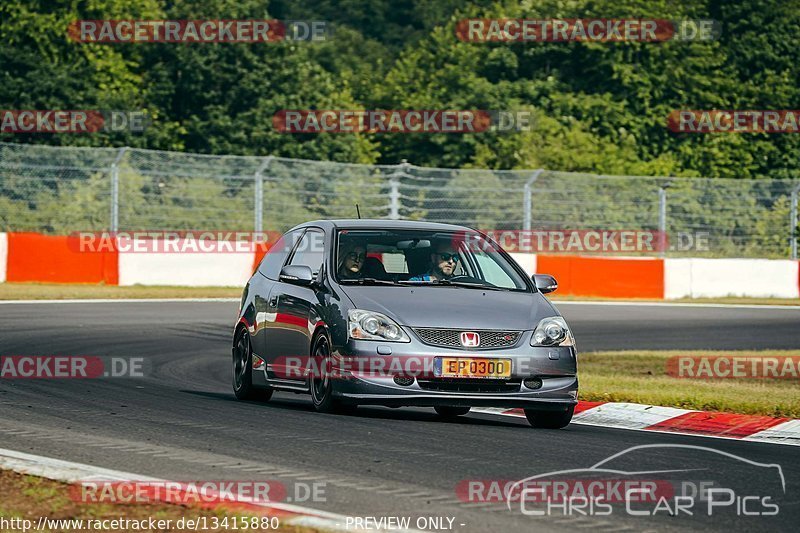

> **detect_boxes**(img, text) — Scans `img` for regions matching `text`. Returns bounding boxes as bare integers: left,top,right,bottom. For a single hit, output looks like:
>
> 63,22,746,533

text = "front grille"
412,328,521,349
418,378,521,393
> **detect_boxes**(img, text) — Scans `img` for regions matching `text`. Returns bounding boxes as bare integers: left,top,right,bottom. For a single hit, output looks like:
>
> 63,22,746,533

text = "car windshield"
335,229,530,291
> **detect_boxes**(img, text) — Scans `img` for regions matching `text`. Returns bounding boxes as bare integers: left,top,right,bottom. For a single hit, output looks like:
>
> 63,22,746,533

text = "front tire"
310,334,350,413
524,405,574,429
232,328,273,401
434,406,471,418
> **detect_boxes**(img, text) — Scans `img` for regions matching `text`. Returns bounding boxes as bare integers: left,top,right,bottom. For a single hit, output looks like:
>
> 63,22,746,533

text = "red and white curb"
0,448,421,532
473,401,800,446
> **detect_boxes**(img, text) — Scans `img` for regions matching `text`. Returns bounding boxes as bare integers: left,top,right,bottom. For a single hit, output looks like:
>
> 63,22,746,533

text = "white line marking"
471,407,800,447
744,420,800,445
0,447,422,532
0,298,240,304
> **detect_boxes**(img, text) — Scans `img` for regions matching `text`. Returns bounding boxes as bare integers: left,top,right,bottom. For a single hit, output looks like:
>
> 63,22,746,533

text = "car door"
252,229,304,365
265,228,326,384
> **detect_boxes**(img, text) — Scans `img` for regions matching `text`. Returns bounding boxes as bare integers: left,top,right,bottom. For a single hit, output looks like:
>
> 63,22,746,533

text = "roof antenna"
356,204,361,219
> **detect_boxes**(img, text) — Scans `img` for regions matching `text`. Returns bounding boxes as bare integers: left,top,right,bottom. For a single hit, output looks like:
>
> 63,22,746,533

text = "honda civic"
232,219,577,428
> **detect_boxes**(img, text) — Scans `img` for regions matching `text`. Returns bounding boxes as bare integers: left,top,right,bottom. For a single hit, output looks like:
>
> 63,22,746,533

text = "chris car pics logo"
504,444,785,518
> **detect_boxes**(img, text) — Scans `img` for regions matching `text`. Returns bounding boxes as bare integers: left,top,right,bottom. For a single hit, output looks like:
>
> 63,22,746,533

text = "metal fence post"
658,186,668,257
523,169,543,231
389,159,408,220
254,156,273,233
110,147,128,232
791,184,800,260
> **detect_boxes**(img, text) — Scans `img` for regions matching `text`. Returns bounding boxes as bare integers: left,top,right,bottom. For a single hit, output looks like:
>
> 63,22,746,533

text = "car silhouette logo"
460,331,480,347
505,443,787,511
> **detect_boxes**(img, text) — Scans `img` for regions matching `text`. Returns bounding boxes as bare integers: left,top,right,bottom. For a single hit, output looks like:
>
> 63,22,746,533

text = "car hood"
339,285,557,330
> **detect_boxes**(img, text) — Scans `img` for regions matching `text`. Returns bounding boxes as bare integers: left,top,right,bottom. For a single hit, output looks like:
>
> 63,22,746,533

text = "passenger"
338,242,367,279
409,242,459,281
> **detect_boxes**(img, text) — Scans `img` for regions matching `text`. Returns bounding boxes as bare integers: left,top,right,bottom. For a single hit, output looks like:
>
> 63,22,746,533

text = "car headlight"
348,309,410,342
531,316,574,347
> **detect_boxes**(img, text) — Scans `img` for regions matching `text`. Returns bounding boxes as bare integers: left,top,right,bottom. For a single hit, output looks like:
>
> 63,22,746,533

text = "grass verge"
1,283,800,305
0,283,241,300
0,469,316,532
580,350,800,418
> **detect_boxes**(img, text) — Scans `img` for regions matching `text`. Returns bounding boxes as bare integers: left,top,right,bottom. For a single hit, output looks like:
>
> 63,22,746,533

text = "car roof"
293,219,477,232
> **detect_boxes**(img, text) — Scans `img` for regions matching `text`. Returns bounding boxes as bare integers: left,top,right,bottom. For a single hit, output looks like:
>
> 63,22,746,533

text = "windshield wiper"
339,277,400,286
398,279,509,291
441,280,509,291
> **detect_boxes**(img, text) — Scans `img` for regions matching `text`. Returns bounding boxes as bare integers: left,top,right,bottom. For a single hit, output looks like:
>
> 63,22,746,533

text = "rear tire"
524,406,574,429
434,406,471,418
232,328,273,401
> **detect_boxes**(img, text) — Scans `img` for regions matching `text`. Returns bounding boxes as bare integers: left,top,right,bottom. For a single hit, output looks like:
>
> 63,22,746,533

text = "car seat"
363,256,389,279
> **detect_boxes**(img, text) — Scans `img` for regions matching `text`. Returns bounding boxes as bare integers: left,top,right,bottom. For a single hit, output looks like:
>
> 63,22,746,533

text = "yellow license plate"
440,358,511,378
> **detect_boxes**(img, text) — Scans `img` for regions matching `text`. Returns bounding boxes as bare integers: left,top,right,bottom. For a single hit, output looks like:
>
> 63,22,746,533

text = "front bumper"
330,330,578,409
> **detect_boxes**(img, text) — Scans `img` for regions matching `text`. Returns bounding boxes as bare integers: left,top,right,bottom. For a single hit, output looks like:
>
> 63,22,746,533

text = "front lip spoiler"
334,393,577,409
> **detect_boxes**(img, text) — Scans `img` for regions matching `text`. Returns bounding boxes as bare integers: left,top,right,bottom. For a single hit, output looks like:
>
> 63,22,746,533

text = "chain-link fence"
1,141,799,258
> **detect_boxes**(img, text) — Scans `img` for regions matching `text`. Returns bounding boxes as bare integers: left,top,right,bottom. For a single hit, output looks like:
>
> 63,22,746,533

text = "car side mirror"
533,274,558,294
279,265,314,286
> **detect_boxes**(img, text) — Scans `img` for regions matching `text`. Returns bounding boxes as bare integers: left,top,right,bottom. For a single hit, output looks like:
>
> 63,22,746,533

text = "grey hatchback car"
232,220,578,428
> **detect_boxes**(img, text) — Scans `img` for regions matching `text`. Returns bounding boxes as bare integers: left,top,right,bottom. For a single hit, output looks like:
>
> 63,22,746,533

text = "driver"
409,241,459,281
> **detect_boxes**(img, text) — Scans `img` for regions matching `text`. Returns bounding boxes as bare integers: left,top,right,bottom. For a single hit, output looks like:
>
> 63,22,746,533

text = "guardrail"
1,142,799,258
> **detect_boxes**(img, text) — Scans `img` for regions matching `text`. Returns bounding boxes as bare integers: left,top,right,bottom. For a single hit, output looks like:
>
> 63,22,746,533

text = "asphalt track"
0,300,798,532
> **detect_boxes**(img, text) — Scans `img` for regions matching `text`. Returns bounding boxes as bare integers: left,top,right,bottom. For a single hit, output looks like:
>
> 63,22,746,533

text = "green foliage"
2,0,799,175
1,0,799,256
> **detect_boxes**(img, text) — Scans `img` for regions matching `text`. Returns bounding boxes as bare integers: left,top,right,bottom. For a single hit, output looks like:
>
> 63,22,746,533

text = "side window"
258,229,304,280
288,229,325,275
